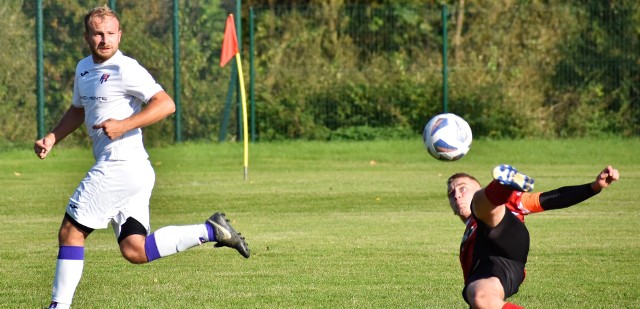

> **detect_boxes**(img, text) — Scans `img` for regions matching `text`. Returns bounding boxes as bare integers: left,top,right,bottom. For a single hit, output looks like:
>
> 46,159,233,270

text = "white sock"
51,246,84,308
145,224,209,261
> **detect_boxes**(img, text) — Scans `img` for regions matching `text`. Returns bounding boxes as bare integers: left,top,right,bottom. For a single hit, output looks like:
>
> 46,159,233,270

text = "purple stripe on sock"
57,246,84,260
144,234,161,262
205,223,216,242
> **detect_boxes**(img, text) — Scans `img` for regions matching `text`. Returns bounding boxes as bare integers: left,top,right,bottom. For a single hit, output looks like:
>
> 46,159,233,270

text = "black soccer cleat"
206,212,250,258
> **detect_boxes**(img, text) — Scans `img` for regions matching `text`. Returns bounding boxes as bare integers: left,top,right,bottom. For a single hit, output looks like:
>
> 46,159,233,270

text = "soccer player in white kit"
34,6,250,309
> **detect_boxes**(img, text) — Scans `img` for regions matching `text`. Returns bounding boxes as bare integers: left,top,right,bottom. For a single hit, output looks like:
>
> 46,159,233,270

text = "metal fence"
28,1,640,144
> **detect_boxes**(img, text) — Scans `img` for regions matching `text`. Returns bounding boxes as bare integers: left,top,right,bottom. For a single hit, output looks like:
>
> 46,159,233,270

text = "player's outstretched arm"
34,105,85,160
537,165,620,211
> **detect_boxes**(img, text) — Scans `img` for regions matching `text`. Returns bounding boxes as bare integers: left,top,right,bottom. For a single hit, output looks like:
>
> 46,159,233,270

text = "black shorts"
463,210,529,304
463,255,526,303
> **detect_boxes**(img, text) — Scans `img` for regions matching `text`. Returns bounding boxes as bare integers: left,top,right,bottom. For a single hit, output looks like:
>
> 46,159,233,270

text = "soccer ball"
422,113,472,161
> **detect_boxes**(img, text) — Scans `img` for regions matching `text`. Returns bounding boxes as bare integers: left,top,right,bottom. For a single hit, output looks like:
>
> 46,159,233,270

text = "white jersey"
72,50,163,161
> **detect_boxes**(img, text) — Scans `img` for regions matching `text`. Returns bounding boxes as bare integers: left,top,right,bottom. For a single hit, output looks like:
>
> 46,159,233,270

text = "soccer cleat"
492,164,534,192
206,212,250,258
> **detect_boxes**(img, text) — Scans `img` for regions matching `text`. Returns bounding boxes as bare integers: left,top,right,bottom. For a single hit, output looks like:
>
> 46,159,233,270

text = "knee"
58,216,91,246
121,250,148,264
119,236,148,264
469,290,501,309
467,278,505,309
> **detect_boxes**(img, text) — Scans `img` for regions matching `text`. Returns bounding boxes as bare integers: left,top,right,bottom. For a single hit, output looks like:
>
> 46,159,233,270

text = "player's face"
84,15,121,63
447,176,481,222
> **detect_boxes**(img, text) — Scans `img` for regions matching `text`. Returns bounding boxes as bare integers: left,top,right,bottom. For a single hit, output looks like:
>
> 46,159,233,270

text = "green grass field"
0,138,638,308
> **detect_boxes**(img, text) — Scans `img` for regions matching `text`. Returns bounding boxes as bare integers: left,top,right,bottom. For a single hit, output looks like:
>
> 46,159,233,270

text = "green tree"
4,1,639,144
446,0,577,138
550,1,640,136
116,0,229,144
1,1,36,142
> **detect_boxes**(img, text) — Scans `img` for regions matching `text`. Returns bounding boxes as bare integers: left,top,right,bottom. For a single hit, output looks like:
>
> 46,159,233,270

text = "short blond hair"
447,173,481,189
84,5,120,33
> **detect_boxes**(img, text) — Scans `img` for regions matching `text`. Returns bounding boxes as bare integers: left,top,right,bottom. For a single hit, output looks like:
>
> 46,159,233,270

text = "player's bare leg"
134,212,250,263
119,234,147,264
47,217,91,309
465,277,506,309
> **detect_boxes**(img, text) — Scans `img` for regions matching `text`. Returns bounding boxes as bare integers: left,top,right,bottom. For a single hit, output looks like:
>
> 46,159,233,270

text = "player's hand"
93,119,126,140
592,165,619,192
34,134,55,160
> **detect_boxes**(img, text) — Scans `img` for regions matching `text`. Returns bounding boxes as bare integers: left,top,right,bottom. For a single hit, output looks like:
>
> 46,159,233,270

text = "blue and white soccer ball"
422,113,472,161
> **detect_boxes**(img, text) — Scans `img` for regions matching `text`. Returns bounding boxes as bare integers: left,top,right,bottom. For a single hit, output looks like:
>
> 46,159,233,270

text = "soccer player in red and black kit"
447,164,619,309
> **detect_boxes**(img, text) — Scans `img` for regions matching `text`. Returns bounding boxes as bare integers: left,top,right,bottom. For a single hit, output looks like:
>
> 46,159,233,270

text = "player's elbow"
160,97,176,116
166,100,176,115
149,91,176,116
160,96,176,117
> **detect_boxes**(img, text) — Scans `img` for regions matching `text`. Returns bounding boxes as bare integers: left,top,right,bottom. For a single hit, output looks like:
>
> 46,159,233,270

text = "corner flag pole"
220,14,249,180
235,52,249,181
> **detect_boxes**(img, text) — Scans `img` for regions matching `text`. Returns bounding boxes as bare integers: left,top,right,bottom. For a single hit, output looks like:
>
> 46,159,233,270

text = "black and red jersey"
459,191,544,284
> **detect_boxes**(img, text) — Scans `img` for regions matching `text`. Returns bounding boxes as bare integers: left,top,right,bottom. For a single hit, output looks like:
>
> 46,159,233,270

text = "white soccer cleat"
492,164,534,192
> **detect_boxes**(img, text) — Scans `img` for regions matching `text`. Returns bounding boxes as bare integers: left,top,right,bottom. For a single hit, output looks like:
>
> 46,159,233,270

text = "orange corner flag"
220,14,239,67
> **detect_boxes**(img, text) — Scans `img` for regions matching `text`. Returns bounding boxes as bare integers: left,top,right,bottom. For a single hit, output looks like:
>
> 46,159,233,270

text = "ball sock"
50,246,84,309
144,224,210,262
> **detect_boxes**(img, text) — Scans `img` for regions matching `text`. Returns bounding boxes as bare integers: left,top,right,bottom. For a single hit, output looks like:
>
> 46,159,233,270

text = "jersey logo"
99,73,110,84
80,71,89,76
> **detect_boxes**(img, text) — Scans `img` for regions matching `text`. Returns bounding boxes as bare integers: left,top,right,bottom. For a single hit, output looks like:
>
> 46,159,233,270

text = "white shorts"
66,158,155,240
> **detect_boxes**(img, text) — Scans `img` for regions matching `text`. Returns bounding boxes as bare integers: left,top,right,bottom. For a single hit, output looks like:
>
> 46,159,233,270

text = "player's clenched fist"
93,118,127,140
34,134,55,160
593,165,619,192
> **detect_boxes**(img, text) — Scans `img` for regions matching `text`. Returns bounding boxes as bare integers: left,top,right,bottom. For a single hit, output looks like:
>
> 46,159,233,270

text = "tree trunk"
453,0,465,62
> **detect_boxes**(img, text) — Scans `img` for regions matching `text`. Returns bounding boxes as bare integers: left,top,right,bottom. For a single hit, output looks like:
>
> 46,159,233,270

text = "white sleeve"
121,61,163,103
71,67,82,108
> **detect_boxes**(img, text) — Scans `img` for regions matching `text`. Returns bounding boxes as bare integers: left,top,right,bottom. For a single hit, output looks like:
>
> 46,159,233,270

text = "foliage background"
2,0,639,144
